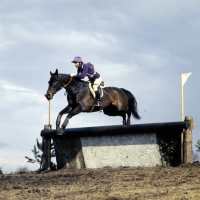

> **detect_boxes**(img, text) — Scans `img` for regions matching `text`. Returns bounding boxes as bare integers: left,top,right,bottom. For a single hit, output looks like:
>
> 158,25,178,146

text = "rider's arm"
75,64,89,79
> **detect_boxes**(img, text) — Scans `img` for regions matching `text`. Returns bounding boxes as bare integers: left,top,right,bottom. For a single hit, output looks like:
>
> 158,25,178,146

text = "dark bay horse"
45,69,141,134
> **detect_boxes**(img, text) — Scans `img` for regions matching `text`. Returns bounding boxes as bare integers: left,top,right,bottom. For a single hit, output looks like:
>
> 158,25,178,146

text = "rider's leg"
94,90,101,106
93,77,102,106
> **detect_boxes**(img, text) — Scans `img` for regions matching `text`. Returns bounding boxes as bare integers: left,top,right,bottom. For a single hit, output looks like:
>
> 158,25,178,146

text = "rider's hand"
70,73,75,77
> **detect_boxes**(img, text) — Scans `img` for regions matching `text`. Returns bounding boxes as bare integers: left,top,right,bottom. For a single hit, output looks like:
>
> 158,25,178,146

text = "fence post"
183,116,194,164
40,125,52,171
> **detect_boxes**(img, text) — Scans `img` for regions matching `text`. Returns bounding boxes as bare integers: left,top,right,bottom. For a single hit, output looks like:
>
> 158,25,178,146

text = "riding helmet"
71,56,83,63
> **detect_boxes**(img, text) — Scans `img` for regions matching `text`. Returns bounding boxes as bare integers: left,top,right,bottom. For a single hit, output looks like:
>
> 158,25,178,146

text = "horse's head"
45,69,63,100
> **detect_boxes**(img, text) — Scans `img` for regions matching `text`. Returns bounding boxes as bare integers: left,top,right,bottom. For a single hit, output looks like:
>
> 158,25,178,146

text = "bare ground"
0,163,200,200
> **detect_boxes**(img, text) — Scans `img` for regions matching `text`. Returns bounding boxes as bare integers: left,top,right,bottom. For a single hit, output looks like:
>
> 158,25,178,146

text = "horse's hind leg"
126,112,131,125
122,114,127,125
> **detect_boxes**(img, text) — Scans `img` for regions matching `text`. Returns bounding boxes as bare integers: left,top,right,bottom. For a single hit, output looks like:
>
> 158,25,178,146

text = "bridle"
46,75,73,100
57,76,73,89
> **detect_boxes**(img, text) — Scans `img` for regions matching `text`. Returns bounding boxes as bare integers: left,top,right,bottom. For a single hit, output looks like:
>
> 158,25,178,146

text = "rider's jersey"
76,63,100,81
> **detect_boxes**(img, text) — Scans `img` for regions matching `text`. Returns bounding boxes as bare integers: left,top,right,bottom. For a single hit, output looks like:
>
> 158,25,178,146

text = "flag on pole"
180,72,192,162
180,72,192,121
181,72,192,86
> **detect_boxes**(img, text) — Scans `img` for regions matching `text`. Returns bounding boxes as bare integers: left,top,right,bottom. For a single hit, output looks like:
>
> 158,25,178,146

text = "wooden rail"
41,121,188,138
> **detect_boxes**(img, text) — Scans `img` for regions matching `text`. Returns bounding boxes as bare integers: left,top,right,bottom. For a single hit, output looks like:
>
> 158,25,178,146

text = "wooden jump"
40,116,194,171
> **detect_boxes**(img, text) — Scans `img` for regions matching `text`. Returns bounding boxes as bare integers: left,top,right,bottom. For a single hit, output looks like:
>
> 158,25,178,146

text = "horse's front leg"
56,105,72,134
58,105,83,135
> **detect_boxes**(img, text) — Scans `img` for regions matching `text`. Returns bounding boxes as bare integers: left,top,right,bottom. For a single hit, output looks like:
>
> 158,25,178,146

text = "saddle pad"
88,82,104,98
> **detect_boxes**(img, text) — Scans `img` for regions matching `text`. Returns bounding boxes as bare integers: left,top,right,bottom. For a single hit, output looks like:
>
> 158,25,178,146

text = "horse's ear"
50,69,58,76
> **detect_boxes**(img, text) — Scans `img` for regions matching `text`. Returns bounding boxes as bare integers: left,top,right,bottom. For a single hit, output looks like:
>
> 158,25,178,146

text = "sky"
0,0,200,173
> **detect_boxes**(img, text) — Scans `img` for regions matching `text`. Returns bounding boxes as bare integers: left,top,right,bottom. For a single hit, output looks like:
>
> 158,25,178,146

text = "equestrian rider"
70,56,102,106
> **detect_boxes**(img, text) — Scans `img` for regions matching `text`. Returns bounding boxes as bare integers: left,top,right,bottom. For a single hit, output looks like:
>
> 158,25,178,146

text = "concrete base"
53,133,163,169
81,133,162,168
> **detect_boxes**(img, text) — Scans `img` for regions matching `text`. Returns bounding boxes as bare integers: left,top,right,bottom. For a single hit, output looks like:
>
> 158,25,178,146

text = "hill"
0,163,200,199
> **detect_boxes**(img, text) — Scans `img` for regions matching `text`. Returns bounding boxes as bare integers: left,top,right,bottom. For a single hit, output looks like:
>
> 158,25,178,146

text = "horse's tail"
121,88,141,120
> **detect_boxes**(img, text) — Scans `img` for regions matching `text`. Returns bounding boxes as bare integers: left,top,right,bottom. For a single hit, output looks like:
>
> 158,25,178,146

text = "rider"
70,56,102,106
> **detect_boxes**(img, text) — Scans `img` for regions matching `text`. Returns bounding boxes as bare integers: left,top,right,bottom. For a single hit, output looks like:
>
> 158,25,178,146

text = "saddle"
88,81,105,99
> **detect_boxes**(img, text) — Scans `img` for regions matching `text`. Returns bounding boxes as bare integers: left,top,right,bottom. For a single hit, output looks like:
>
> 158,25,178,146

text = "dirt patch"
0,163,200,200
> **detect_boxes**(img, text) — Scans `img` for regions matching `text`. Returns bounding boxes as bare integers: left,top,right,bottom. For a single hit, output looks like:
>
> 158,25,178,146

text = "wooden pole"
47,100,51,170
180,73,192,163
48,100,51,125
181,74,184,121
183,116,194,164
41,100,52,171
180,74,184,163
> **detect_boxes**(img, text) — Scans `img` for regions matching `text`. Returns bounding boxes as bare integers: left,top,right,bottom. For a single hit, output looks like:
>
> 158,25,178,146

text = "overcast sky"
0,0,200,173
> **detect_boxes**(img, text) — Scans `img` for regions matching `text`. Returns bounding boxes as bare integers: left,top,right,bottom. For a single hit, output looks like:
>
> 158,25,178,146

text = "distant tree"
25,138,56,170
0,167,3,175
195,140,200,151
25,139,42,164
15,166,30,174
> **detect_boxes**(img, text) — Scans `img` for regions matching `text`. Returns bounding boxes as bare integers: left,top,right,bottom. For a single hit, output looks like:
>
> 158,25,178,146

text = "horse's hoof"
56,128,64,135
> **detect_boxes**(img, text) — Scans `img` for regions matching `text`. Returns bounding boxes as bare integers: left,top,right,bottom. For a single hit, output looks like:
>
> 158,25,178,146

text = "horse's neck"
60,74,86,95
59,74,70,82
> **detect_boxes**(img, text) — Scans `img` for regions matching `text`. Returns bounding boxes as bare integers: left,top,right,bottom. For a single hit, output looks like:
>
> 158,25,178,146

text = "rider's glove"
70,73,76,77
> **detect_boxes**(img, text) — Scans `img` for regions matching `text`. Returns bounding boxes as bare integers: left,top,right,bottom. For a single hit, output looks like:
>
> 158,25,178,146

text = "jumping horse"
45,69,141,134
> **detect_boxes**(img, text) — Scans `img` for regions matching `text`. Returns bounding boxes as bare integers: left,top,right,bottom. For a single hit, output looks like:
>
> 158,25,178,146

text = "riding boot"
94,90,101,106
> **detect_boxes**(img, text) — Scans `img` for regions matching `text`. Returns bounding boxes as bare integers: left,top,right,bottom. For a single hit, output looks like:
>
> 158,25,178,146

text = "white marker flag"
181,72,192,86
180,72,192,121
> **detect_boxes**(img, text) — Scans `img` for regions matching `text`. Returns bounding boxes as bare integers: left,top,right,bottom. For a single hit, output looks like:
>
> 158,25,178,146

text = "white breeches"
93,76,102,91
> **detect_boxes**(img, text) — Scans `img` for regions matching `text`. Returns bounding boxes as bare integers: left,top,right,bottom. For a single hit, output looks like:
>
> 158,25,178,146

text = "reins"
63,77,73,88
58,76,73,89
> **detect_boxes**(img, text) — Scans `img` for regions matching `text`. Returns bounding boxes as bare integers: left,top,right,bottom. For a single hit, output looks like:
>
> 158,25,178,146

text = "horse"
45,69,141,134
